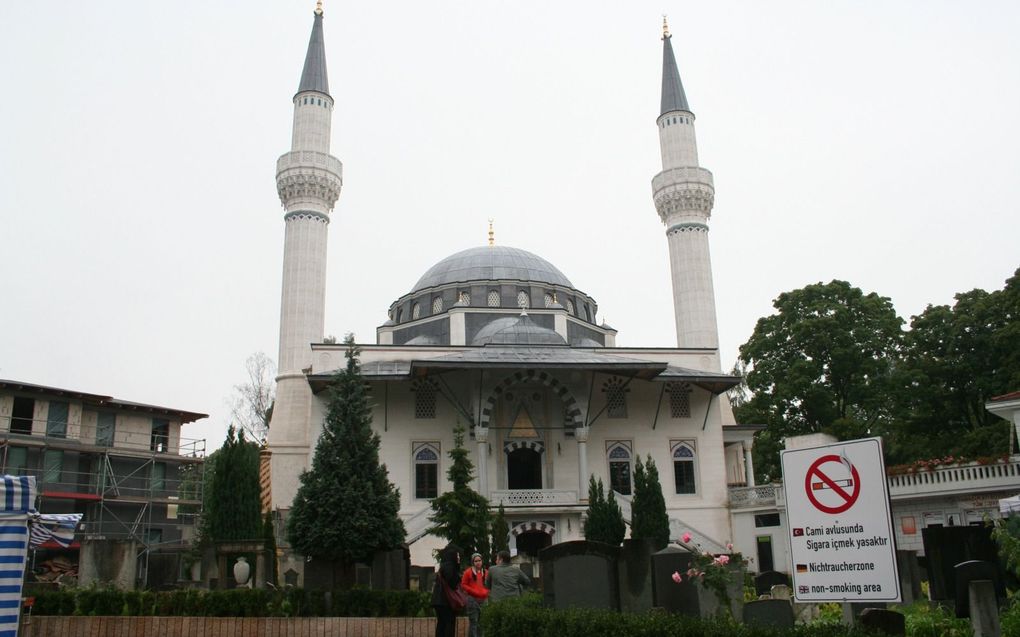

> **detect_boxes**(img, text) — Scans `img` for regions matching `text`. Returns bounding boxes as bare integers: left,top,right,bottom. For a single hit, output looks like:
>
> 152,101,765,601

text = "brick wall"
23,616,469,637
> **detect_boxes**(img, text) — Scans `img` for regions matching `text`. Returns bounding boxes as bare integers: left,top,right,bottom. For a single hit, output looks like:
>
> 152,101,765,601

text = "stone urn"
233,556,251,587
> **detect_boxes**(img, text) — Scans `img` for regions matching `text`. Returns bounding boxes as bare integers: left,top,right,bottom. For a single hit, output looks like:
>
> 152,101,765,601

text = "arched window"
413,443,440,499
543,293,554,308
516,290,530,308
602,377,628,419
671,441,697,494
566,299,575,315
396,308,403,323
667,382,692,418
487,290,500,307
431,296,443,314
607,442,632,495
459,291,471,305
412,379,437,419
411,303,421,320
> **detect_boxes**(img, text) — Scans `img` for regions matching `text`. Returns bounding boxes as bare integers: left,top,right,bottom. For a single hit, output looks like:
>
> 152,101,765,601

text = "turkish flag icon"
792,528,804,537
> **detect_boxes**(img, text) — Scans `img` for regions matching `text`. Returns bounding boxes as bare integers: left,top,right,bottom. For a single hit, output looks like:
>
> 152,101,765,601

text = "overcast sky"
1,1,1017,450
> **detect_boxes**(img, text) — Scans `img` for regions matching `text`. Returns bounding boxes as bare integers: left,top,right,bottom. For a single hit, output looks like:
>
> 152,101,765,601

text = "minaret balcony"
651,166,714,194
277,150,343,179
276,150,343,210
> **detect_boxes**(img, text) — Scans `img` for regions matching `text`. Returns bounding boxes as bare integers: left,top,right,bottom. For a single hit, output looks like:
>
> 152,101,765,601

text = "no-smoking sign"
781,437,900,603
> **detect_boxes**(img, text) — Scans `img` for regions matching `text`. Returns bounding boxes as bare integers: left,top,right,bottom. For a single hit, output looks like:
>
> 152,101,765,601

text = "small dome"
410,246,574,294
405,334,441,346
476,314,566,346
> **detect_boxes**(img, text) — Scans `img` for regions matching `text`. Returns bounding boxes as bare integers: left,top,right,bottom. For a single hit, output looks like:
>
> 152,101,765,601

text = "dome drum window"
543,293,554,308
566,299,575,315
517,290,530,309
411,303,421,320
487,290,500,307
431,296,443,314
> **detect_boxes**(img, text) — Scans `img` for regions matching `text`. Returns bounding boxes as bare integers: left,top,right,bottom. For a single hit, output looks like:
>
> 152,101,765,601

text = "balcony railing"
0,418,205,457
728,485,779,509
887,458,1020,500
489,489,579,506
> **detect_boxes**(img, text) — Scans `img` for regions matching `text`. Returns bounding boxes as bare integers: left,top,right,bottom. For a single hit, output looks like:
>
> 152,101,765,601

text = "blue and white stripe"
0,475,34,637
28,513,82,549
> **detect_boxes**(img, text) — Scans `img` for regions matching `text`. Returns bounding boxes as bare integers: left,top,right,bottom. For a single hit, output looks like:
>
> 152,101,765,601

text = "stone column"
743,441,756,487
475,427,489,497
576,427,590,501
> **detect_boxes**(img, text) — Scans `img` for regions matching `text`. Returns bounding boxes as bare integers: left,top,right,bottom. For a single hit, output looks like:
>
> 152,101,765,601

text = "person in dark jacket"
431,543,462,637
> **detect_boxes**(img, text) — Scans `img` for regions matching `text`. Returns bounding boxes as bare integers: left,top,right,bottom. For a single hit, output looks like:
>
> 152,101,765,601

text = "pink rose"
726,542,733,551
715,554,730,565
682,532,692,543
671,571,682,584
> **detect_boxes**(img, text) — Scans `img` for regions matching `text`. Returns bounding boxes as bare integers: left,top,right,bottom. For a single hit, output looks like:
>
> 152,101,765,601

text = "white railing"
402,506,434,544
489,489,578,506
887,458,1020,499
728,485,778,509
616,491,728,554
276,150,343,176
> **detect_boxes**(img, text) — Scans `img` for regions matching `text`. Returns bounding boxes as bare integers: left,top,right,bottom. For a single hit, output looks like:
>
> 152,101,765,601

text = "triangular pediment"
508,402,539,439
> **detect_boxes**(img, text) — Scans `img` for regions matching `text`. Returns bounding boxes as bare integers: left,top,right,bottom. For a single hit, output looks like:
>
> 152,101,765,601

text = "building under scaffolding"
0,379,206,589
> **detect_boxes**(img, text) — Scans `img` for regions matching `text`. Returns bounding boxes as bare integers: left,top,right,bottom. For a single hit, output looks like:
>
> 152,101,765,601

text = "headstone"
896,550,922,605
858,608,905,636
922,525,999,601
371,547,410,590
650,546,700,617
968,580,1002,637
754,570,790,596
742,599,794,628
618,539,654,613
540,541,619,610
954,560,1006,618
284,568,299,587
770,584,791,600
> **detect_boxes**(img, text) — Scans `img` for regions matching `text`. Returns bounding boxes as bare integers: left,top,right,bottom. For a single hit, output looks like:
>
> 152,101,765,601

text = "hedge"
479,595,878,637
26,587,433,618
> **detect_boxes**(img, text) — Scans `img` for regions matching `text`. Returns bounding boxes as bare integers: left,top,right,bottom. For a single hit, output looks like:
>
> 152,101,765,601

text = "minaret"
652,18,720,353
268,1,343,508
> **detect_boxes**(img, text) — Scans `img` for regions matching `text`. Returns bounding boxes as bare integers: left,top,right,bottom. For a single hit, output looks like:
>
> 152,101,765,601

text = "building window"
413,443,440,499
487,290,500,307
151,418,170,452
46,401,69,438
151,462,166,492
516,290,530,308
667,382,692,418
671,441,697,494
431,296,443,314
566,299,575,315
146,527,163,546
396,308,403,323
459,291,471,305
607,442,632,495
412,379,437,419
411,303,421,320
5,447,27,474
602,377,628,418
96,412,115,447
10,397,34,434
754,513,781,527
543,293,554,308
584,304,591,322
43,449,63,484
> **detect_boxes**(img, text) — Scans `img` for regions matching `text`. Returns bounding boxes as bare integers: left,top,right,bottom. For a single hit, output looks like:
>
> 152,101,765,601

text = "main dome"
410,246,574,293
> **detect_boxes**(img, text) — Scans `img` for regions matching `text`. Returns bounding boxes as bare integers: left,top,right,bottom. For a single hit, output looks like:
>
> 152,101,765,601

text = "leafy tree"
202,425,262,543
735,280,904,481
428,422,491,559
630,455,670,549
887,268,1020,463
286,337,405,568
491,502,510,558
583,476,625,546
230,352,276,444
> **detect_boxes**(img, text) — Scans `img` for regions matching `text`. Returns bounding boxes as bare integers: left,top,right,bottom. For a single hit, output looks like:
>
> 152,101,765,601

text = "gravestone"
539,540,620,610
968,580,1002,637
371,547,410,590
284,568,299,587
858,608,905,636
742,599,794,628
895,550,922,605
770,584,791,600
618,539,654,613
922,525,998,601
954,560,1005,618
754,570,790,596
650,546,699,616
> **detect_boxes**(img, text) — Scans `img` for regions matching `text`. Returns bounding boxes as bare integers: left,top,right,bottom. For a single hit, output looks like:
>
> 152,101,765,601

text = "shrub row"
26,586,433,618
479,595,876,637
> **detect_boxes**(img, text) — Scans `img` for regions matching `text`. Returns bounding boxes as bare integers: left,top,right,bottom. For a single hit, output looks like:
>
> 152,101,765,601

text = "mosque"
266,4,762,575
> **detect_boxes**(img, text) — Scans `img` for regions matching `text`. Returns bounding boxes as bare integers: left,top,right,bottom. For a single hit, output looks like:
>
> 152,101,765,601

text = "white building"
265,9,759,575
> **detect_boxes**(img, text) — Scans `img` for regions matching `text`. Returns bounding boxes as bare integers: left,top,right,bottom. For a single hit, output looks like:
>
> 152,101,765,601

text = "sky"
1,1,1018,450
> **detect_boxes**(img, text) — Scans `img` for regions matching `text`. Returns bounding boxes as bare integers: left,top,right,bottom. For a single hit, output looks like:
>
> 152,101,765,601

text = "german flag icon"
796,564,807,573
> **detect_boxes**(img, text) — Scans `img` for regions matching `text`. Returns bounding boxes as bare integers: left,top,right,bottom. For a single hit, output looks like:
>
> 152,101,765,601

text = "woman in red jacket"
460,553,489,637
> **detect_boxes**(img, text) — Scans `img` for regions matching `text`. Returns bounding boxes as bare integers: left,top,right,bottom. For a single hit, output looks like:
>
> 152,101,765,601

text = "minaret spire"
268,7,344,509
651,22,720,356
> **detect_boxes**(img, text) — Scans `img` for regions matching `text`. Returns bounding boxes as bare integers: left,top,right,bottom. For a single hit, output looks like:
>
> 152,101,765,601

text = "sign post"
781,437,900,603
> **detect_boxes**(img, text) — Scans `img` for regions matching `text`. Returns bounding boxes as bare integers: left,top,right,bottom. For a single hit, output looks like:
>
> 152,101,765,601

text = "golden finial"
315,0,323,16
488,218,495,246
662,15,670,39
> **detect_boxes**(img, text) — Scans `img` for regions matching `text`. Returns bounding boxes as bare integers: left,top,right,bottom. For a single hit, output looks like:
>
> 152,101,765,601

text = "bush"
898,601,973,637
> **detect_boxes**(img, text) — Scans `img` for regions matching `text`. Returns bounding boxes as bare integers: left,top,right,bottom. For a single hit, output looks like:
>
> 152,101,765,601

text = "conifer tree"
428,423,491,559
583,476,625,545
286,337,405,565
203,426,261,543
491,502,510,558
631,455,670,549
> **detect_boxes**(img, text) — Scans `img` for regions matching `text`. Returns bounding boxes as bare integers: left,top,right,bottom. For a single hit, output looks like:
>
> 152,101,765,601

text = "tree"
631,455,670,549
887,268,1020,464
583,476,625,546
230,352,276,444
735,280,904,481
286,337,405,569
202,425,262,543
491,502,510,558
428,422,491,560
